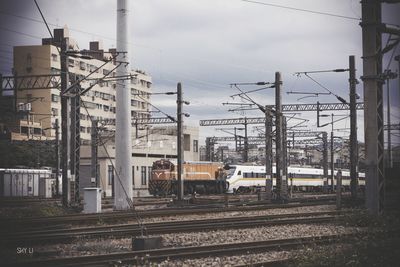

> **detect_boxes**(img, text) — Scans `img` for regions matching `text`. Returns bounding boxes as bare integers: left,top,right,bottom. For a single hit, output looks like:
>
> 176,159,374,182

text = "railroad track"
0,199,336,231
1,211,342,245
0,197,170,207
10,234,356,267
0,198,61,207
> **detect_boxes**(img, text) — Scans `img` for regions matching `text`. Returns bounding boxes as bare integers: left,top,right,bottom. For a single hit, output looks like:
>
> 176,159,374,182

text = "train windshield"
226,167,236,179
152,161,173,171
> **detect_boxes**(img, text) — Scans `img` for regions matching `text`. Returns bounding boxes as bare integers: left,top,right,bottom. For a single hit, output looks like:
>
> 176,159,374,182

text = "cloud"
1,0,399,145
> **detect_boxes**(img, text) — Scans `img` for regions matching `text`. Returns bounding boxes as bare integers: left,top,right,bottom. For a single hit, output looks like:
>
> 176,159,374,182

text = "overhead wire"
136,94,177,122
240,0,361,21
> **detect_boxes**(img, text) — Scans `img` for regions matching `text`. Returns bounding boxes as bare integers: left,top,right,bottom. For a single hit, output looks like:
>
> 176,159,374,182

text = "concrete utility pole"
331,114,334,191
115,0,133,209
91,120,98,187
55,118,60,196
244,118,248,162
275,71,286,201
349,55,358,200
60,37,70,207
384,70,397,168
386,73,392,168
205,137,211,161
361,0,384,215
177,82,184,201
283,117,288,181
264,106,273,198
395,55,400,113
322,132,329,190
234,127,238,152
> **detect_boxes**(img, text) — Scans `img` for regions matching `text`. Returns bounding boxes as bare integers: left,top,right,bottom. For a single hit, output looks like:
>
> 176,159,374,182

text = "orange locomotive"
149,159,228,196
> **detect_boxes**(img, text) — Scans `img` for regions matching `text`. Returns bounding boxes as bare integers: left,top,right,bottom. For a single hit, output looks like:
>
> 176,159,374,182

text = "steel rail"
0,200,336,230
11,234,357,267
1,212,341,245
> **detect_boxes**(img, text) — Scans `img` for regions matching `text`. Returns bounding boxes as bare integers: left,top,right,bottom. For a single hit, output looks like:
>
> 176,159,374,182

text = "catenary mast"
114,0,133,210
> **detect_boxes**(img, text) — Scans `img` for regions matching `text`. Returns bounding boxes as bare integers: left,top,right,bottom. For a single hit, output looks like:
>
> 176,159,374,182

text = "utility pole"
177,82,184,201
395,55,400,114
234,127,238,152
91,120,98,187
349,55,358,201
384,70,397,168
331,114,334,191
386,73,392,168
265,106,272,198
361,0,384,215
275,71,285,201
244,118,248,162
60,36,70,207
322,132,329,191
55,118,60,196
70,80,80,203
205,137,211,161
115,0,133,209
283,117,288,182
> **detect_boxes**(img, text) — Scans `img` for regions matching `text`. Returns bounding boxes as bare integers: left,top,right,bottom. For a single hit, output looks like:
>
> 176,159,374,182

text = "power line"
136,94,177,123
0,10,156,50
0,26,43,40
240,0,360,21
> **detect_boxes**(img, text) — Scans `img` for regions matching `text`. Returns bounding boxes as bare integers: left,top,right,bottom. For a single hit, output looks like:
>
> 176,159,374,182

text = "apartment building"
12,27,152,141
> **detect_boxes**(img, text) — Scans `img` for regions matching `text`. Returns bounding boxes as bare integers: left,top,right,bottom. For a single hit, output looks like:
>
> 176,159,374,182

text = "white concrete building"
80,126,200,196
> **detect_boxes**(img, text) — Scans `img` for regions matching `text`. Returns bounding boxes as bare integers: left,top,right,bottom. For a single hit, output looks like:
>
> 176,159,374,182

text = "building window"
51,53,58,61
51,108,58,116
184,134,190,151
193,140,198,152
132,166,135,185
20,126,28,134
141,166,147,185
80,61,86,70
34,128,41,135
51,94,59,102
108,165,114,185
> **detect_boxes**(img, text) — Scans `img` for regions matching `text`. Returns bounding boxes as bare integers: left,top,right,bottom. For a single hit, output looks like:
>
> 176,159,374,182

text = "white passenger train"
226,165,365,193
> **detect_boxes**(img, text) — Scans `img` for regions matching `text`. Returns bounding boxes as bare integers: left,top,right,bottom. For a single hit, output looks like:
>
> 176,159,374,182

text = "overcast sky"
1,0,399,145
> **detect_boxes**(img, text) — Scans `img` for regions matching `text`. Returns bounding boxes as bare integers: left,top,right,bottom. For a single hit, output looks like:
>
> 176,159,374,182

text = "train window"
227,168,236,178
237,171,241,176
